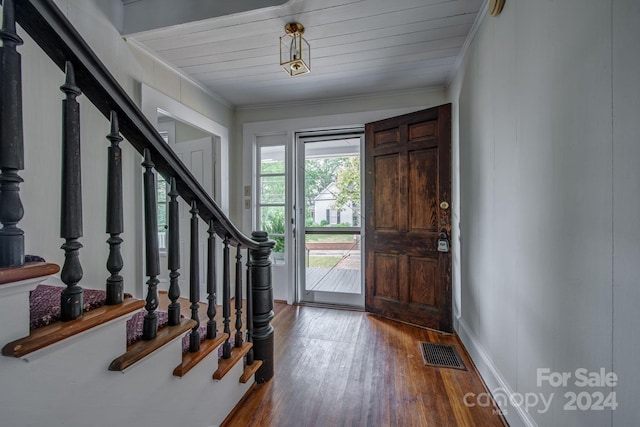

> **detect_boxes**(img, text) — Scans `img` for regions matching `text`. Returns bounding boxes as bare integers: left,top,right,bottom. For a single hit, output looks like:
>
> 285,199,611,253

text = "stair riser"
0,276,48,344
0,291,31,344
18,315,131,363
209,362,254,426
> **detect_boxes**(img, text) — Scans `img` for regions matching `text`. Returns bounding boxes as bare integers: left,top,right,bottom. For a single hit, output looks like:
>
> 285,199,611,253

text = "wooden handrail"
8,0,267,250
2,0,276,383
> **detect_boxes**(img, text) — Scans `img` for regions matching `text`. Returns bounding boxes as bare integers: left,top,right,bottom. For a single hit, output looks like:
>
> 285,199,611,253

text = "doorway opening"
296,130,364,308
141,84,229,304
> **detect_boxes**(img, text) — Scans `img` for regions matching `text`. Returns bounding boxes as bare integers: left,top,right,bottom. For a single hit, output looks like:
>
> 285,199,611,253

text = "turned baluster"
59,62,84,321
188,200,200,352
167,177,181,326
105,111,124,305
222,236,231,359
234,246,243,348
142,148,159,340
206,220,217,339
245,248,254,365
0,0,25,268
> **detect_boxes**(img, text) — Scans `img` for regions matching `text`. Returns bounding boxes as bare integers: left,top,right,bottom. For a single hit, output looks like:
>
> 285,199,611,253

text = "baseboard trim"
456,317,536,427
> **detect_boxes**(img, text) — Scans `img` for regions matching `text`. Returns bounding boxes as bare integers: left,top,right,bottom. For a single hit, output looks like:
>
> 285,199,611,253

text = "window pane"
260,206,285,238
157,178,167,202
260,206,285,264
157,204,167,230
261,175,285,204
269,236,285,265
157,205,167,251
157,176,168,251
261,145,285,174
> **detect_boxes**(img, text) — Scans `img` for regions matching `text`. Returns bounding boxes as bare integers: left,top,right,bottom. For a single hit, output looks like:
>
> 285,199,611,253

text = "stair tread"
213,342,253,380
109,318,196,371
0,262,60,285
239,360,263,384
173,333,229,377
2,297,145,358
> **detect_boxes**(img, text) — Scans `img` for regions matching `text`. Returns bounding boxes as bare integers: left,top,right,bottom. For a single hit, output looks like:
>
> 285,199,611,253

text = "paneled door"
364,104,452,332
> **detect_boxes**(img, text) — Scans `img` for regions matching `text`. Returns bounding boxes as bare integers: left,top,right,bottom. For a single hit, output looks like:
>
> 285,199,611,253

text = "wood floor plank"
222,304,507,427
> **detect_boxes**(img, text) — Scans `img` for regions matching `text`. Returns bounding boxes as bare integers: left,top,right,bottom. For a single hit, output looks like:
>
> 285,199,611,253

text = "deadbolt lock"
440,201,449,210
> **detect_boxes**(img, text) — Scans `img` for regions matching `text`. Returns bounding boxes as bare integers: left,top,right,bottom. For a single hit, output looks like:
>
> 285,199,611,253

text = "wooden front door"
364,104,452,332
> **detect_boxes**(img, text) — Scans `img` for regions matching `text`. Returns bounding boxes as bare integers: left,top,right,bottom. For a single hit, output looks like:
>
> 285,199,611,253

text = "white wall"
449,1,639,426
612,1,640,427
16,0,234,299
20,0,144,296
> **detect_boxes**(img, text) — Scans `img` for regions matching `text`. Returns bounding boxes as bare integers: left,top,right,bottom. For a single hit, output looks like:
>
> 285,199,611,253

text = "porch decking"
305,251,361,294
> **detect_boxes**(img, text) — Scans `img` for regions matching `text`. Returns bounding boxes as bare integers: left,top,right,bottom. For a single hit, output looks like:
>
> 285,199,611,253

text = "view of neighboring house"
312,183,359,226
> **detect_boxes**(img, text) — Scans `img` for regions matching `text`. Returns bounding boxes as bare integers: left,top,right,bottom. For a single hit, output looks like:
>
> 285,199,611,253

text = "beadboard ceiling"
123,0,484,108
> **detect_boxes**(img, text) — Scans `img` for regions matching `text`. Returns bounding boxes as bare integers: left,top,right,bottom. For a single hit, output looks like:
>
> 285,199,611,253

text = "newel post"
0,0,25,267
249,231,275,383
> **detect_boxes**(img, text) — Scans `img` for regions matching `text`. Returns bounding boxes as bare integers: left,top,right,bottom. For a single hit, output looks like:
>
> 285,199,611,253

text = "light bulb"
290,37,298,61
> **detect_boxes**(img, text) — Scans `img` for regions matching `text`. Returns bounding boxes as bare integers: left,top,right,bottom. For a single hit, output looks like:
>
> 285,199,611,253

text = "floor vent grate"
419,342,466,370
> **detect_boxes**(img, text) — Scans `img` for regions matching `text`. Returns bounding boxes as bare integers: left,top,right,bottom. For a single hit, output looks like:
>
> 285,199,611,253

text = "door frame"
252,133,296,305
242,107,428,305
169,135,216,301
141,84,228,303
295,130,365,308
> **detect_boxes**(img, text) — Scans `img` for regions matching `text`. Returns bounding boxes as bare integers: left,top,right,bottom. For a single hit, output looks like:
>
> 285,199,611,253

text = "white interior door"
172,137,215,301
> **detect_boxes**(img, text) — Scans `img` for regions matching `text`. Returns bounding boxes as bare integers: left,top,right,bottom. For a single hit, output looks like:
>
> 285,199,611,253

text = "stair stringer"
0,294,255,427
109,338,254,427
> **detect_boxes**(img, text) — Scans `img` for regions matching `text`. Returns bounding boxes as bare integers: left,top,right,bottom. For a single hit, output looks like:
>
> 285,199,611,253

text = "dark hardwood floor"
222,303,507,427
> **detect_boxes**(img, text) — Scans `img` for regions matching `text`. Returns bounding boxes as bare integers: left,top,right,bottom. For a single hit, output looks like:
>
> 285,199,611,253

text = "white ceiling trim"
446,0,490,87
235,86,446,111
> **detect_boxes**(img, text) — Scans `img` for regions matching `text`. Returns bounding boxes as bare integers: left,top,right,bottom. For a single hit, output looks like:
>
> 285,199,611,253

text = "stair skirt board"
0,325,254,427
419,342,467,370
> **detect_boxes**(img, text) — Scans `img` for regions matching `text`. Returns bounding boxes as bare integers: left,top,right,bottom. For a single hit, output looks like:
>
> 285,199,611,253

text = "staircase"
0,1,275,426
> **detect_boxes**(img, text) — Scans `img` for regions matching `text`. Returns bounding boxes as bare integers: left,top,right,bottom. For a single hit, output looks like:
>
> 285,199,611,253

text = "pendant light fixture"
488,0,505,16
280,22,310,76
